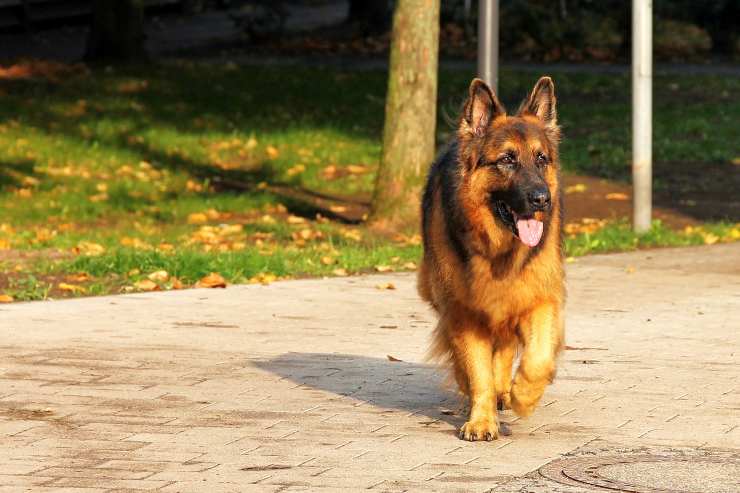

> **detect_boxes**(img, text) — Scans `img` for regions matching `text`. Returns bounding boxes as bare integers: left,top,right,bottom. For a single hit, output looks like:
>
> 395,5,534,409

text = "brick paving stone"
0,243,738,491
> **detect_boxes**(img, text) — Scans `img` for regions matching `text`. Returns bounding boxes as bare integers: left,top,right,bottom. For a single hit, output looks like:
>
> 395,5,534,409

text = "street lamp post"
632,0,653,232
477,0,499,93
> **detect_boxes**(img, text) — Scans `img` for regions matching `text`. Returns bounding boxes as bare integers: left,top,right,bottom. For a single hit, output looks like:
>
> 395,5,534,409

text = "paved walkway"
1,243,739,492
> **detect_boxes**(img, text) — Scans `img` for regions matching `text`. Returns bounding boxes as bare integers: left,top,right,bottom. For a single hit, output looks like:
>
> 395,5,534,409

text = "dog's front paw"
459,417,499,441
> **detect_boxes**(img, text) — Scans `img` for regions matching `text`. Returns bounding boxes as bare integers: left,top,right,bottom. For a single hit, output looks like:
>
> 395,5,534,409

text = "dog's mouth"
494,201,544,248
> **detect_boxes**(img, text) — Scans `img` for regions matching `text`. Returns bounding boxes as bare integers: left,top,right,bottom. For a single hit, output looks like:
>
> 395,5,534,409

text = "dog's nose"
528,189,551,210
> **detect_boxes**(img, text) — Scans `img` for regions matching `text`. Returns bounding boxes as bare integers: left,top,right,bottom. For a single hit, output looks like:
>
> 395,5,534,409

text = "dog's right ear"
462,78,505,137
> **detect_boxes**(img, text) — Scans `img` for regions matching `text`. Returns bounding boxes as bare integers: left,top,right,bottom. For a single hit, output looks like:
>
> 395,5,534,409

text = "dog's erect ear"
463,78,505,137
520,76,557,128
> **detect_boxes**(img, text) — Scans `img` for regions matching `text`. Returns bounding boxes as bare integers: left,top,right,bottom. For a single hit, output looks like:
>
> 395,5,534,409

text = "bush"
654,19,712,61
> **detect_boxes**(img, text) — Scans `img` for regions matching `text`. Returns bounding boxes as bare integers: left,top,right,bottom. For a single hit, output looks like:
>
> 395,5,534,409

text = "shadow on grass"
0,160,36,187
253,352,464,429
2,64,737,225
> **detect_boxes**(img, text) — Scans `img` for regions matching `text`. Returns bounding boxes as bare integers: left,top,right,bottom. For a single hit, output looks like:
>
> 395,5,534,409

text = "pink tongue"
516,218,544,247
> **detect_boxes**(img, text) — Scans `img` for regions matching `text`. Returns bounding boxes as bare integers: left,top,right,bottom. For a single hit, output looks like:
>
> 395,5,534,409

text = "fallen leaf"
58,282,86,293
148,270,170,282
387,355,403,362
625,265,635,274
74,241,105,256
702,233,719,245
287,215,306,224
329,205,347,213
375,265,392,273
171,277,185,289
0,294,14,303
565,183,587,194
188,212,208,224
346,164,368,174
265,145,279,159
731,157,740,166
376,282,396,290
66,273,92,282
403,261,417,270
197,272,227,288
286,164,305,177
605,192,629,201
249,272,276,285
320,256,336,265
332,268,348,276
134,279,159,291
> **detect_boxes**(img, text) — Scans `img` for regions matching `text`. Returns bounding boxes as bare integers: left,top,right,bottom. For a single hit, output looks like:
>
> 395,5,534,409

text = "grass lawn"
0,60,738,301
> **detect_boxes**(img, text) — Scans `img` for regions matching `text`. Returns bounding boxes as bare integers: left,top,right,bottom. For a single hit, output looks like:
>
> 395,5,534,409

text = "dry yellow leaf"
605,192,629,201
171,277,185,290
0,294,14,303
565,183,587,194
128,268,141,276
320,256,336,265
375,265,392,273
332,268,348,277
66,273,92,282
625,265,636,274
148,270,170,282
265,145,279,159
134,279,159,291
287,215,306,224
249,272,276,285
58,282,86,293
329,205,347,213
0,239,10,249
286,164,305,177
702,233,719,245
187,212,208,224
75,241,105,256
197,272,227,288
346,164,368,174
403,261,417,270
375,282,396,290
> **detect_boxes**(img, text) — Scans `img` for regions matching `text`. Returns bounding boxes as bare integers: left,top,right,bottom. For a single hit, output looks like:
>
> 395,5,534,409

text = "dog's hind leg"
450,323,499,441
492,337,517,411
511,303,563,417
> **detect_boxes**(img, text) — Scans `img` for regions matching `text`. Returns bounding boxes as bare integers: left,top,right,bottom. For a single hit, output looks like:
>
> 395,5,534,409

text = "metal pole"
632,0,652,232
477,0,499,93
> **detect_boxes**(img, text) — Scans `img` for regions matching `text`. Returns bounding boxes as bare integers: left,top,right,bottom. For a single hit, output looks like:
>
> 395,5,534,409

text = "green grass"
0,61,738,301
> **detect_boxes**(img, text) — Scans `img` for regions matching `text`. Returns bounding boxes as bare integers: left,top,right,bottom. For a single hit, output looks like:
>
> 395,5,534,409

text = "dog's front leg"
451,326,499,441
511,303,563,417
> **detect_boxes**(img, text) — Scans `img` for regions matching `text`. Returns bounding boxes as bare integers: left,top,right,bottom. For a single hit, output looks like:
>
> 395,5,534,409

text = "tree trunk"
85,0,148,62
369,0,440,231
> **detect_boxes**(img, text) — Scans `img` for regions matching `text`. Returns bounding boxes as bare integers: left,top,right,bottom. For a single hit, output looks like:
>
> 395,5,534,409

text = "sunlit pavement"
1,243,738,492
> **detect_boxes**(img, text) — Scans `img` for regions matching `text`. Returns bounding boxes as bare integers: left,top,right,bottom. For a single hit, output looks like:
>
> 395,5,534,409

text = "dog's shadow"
253,352,466,428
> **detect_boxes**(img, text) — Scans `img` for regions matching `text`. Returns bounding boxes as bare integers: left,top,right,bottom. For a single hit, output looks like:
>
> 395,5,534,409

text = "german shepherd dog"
418,77,564,441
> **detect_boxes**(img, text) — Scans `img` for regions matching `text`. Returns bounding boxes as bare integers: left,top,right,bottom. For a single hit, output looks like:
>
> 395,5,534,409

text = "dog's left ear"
520,76,557,129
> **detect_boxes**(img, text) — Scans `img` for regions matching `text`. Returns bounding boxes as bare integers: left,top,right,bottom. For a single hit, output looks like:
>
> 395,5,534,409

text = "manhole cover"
539,455,740,493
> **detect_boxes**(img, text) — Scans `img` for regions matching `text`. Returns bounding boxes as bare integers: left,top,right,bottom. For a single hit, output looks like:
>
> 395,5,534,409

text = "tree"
85,0,148,62
369,0,440,231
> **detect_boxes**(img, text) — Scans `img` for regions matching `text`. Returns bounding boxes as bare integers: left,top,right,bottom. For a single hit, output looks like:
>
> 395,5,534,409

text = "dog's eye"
497,154,517,170
536,153,549,167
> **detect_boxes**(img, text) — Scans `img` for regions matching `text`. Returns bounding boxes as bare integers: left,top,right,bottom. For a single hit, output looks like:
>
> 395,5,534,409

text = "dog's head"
457,76,560,248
